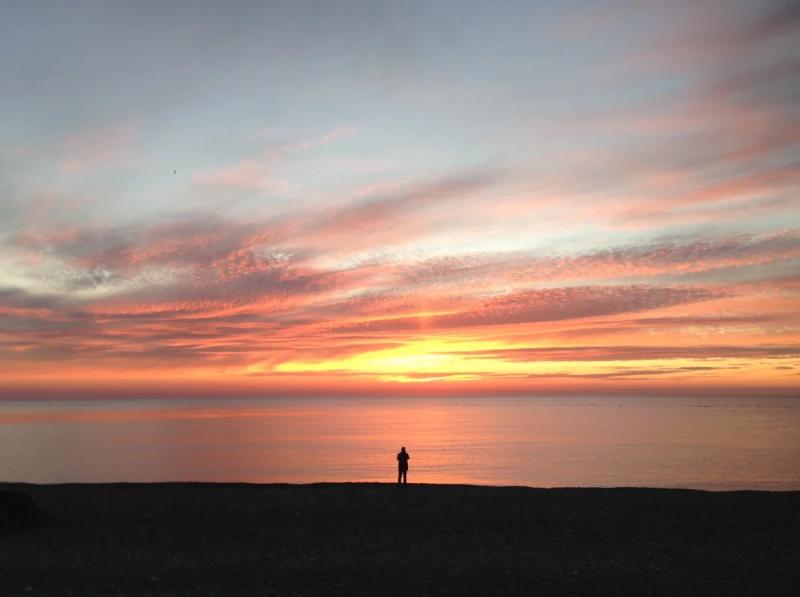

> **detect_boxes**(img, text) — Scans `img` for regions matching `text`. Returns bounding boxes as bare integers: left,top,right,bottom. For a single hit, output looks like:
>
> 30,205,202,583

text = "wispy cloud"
331,284,722,333
60,126,136,173
193,126,355,192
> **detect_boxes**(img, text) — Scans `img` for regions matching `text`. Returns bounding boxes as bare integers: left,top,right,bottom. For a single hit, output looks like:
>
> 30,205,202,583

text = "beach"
2,483,799,596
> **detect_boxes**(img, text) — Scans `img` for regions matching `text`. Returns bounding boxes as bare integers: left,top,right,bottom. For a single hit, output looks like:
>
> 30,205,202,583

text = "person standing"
397,446,410,484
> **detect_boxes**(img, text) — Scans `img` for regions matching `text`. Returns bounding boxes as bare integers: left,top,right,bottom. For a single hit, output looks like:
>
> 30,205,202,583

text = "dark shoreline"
2,482,799,596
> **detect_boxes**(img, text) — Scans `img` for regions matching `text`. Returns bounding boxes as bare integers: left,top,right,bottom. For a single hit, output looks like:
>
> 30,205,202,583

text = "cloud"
193,159,279,191
705,58,800,100
13,213,287,279
565,366,723,380
60,126,135,173
299,168,501,249
332,284,721,333
269,125,355,156
544,1,800,232
671,163,800,207
193,126,355,191
457,344,800,363
738,1,800,42
3,168,499,322
390,229,800,288
0,286,67,311
621,1,800,74
7,210,795,367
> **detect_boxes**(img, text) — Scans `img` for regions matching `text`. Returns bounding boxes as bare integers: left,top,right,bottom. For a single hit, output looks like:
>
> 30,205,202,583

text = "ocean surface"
1,395,798,490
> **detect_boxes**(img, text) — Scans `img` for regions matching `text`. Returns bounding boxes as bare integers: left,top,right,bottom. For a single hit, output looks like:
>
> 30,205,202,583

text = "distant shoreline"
5,480,800,492
3,482,799,595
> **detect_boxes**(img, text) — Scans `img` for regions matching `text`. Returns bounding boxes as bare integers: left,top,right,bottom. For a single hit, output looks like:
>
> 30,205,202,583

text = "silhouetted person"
397,446,410,484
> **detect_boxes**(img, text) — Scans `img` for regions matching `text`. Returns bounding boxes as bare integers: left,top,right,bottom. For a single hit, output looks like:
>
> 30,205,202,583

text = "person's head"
401,446,406,452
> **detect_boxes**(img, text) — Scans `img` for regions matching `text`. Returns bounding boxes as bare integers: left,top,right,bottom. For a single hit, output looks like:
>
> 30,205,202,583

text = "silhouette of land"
2,483,798,595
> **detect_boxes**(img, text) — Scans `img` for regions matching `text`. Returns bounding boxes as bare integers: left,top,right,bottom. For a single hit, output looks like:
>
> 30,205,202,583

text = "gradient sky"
1,0,798,398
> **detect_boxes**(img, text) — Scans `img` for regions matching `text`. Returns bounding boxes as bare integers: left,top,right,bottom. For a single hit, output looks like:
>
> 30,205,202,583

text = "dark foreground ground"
1,483,799,596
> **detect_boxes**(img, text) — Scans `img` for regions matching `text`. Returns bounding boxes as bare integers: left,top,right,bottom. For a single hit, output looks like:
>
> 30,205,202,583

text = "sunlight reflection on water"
1,395,799,490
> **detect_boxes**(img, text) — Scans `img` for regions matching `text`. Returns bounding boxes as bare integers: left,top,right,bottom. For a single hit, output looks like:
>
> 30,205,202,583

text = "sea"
1,395,798,490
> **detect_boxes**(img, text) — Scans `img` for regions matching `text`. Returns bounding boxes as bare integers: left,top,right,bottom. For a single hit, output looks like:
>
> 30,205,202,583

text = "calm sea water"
1,396,798,490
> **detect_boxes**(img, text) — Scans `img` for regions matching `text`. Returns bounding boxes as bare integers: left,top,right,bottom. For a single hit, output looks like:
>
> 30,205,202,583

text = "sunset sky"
1,1,798,398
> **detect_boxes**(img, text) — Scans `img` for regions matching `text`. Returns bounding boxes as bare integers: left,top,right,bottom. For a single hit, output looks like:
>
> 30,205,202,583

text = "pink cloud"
60,126,135,173
389,230,800,288
193,159,279,191
459,344,800,363
331,284,722,333
193,125,355,191
297,170,499,251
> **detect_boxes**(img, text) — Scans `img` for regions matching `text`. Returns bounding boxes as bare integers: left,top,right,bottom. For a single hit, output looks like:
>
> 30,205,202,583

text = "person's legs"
398,470,402,484
402,470,407,484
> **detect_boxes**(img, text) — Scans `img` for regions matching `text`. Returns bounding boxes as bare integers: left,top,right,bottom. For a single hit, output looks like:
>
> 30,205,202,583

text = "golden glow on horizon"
274,338,497,375
271,336,799,386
